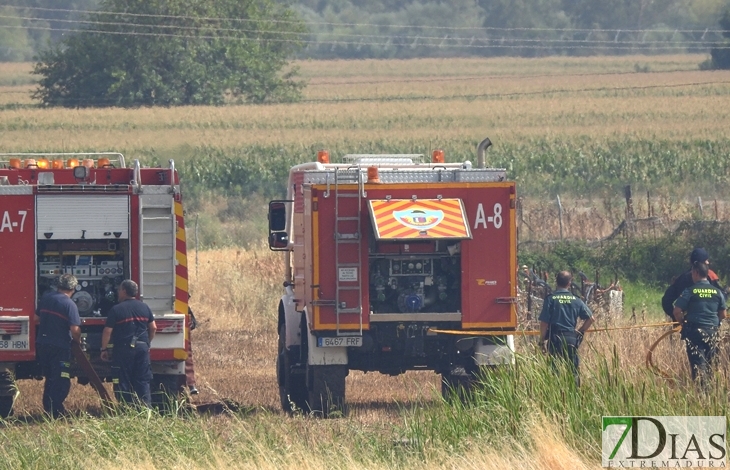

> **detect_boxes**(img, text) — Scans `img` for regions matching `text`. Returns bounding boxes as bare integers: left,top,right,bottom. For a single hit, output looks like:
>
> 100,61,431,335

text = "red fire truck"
270,138,516,416
0,153,191,416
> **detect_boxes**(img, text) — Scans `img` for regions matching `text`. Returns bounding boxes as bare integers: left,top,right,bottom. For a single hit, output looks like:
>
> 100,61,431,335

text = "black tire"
0,369,17,418
307,365,346,418
151,374,185,411
277,324,308,413
0,395,14,419
441,371,474,401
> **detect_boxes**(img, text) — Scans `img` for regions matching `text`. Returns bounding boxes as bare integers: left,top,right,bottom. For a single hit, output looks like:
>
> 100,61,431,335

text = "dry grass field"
1,55,729,152
2,54,730,468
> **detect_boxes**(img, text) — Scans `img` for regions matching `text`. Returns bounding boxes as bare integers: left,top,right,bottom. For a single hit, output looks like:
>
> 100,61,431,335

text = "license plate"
0,339,29,350
317,337,363,348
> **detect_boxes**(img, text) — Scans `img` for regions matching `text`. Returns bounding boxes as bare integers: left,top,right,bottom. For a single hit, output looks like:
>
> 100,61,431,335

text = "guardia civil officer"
35,274,81,418
662,248,723,321
539,271,594,385
100,280,156,407
672,261,726,386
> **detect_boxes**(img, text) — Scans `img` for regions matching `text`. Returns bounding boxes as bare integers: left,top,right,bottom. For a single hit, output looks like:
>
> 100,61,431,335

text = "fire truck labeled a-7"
270,138,517,416
0,153,191,417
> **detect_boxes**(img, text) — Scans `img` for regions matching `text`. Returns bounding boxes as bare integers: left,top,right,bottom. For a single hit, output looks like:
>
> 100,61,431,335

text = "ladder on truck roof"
333,167,363,337
139,192,176,316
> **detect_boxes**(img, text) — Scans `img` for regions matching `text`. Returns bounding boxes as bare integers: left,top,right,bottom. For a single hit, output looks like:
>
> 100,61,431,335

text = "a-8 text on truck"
270,138,517,416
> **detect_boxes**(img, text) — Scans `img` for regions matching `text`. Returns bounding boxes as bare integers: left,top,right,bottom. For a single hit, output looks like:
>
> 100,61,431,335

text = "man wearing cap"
672,261,726,386
662,248,723,321
35,273,81,418
100,280,156,407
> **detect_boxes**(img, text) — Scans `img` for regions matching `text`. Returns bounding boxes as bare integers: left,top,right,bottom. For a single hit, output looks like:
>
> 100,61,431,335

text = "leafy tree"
33,0,306,107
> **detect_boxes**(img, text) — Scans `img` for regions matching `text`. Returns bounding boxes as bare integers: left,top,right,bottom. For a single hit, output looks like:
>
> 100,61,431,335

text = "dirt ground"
12,328,441,420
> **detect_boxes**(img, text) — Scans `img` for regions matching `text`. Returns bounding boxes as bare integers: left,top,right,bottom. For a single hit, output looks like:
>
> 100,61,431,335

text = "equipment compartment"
37,239,130,317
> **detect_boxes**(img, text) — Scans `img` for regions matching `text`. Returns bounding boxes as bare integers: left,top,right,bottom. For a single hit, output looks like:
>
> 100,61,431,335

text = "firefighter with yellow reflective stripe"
539,271,594,386
35,274,81,419
101,280,156,407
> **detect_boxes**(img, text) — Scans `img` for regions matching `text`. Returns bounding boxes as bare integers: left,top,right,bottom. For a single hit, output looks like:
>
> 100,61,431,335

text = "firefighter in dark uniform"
539,271,594,385
100,280,156,407
672,261,726,386
662,248,723,320
35,274,81,418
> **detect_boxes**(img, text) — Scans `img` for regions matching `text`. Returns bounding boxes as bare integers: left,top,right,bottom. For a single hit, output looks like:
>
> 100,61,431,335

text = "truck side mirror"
269,201,288,231
268,200,292,251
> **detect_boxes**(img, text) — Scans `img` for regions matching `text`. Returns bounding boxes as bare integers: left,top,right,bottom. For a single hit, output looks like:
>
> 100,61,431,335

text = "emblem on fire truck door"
368,199,472,240
393,209,444,231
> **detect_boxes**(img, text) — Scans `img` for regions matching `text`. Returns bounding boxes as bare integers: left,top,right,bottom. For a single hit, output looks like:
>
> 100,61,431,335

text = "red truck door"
0,192,35,360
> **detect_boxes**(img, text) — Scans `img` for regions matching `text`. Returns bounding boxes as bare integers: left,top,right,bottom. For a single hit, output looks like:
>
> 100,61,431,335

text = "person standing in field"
662,248,723,321
35,274,81,418
672,261,726,387
100,280,156,407
539,271,594,386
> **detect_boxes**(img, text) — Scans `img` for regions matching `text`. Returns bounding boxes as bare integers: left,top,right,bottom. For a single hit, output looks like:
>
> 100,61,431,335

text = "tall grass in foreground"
407,347,730,463
0,405,597,469
6,347,721,469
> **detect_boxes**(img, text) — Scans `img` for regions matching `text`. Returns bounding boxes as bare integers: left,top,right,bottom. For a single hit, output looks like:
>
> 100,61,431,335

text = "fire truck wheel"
0,395,14,419
0,370,17,418
277,324,307,413
307,365,346,418
151,374,185,411
441,372,474,402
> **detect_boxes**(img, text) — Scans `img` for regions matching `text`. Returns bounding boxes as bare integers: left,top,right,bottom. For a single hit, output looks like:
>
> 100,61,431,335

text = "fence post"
516,197,523,244
195,214,199,284
646,190,651,217
624,185,635,239
697,196,703,217
557,195,564,241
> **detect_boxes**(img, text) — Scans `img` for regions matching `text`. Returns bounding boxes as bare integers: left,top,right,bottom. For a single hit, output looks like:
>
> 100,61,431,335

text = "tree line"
2,0,729,62
297,0,730,59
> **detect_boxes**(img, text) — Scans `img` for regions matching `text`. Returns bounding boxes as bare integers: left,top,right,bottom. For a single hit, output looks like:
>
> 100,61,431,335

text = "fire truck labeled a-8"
270,138,517,416
0,153,191,417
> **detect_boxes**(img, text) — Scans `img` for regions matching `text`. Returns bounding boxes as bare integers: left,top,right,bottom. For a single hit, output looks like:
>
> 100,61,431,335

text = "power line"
3,4,729,35
0,13,305,38
0,24,728,50
0,14,726,47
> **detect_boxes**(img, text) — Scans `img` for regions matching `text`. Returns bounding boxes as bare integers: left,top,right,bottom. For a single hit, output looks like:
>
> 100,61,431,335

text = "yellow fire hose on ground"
645,324,683,380
430,321,681,379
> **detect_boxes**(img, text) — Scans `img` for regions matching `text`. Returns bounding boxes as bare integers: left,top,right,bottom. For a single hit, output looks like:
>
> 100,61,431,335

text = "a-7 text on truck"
0,153,193,416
